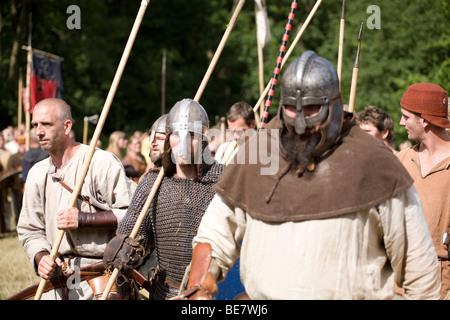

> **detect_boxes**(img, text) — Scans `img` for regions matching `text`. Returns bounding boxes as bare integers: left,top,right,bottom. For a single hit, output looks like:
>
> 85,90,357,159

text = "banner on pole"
26,52,64,113
255,0,271,48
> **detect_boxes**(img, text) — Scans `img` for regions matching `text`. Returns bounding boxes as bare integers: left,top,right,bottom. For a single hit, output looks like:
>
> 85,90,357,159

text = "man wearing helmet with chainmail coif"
181,51,441,300
103,99,224,300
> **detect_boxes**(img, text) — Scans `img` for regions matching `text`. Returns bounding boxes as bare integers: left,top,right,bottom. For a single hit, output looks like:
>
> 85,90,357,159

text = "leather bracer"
78,210,117,229
182,242,218,300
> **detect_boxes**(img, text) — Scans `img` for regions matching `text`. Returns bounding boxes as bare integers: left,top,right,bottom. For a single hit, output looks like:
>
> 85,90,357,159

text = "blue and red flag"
28,52,64,112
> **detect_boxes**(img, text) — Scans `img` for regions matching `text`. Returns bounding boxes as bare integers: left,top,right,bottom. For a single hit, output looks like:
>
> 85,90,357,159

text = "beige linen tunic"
17,144,136,298
396,144,450,298
193,186,441,300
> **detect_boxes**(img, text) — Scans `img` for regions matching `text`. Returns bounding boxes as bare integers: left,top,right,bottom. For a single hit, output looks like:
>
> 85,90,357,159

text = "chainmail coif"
117,162,224,299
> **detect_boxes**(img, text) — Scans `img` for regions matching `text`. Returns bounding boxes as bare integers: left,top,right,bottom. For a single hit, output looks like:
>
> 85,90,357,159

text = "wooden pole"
347,23,363,114
256,40,264,128
193,0,246,102
337,0,345,90
254,0,270,124
100,0,246,300
21,46,64,61
18,70,23,136
34,0,151,300
161,50,166,115
24,13,32,152
259,0,299,128
83,117,88,145
220,116,226,146
252,0,322,117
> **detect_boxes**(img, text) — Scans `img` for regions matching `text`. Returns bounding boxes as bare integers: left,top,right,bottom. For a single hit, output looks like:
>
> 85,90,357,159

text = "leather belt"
152,266,181,290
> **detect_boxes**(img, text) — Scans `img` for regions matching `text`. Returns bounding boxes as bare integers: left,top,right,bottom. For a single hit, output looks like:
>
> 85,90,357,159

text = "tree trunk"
8,0,28,80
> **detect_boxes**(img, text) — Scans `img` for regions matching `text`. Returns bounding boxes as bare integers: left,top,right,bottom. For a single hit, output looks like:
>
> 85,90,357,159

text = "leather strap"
56,179,117,229
56,178,104,212
160,274,181,290
131,269,153,292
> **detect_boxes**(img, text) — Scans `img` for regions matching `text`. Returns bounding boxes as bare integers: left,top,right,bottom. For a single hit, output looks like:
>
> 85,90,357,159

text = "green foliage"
1,0,449,148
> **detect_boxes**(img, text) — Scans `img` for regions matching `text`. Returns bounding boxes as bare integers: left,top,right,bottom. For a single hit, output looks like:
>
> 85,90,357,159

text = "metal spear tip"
358,22,364,42
341,0,345,20
354,22,364,68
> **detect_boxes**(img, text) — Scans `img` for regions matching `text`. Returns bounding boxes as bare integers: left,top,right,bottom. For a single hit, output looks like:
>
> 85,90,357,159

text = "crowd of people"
1,51,449,301
0,120,149,235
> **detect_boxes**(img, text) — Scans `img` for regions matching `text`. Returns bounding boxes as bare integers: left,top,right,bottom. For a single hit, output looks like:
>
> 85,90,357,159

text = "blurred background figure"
148,114,167,170
105,131,127,160
215,101,256,165
22,128,49,183
356,105,397,153
0,133,12,233
122,135,147,183
3,126,19,155
140,130,152,170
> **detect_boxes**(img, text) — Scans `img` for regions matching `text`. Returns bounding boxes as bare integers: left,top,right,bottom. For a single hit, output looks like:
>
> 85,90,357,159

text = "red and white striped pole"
259,0,298,128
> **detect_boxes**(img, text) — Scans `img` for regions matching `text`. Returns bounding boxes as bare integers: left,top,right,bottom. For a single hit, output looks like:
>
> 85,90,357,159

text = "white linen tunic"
193,186,441,300
17,144,136,299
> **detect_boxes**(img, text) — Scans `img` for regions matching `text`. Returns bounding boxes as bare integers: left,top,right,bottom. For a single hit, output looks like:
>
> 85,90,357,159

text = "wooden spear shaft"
100,167,164,300
34,0,151,300
347,22,363,114
194,0,246,102
337,0,345,90
252,0,322,118
18,70,23,136
25,14,32,152
259,0,298,128
100,0,246,300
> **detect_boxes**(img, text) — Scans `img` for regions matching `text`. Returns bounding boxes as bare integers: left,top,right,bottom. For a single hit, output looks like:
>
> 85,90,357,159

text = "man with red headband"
397,83,450,299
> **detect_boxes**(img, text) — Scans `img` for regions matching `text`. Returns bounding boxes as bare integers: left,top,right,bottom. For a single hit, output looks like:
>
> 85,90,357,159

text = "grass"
0,232,40,300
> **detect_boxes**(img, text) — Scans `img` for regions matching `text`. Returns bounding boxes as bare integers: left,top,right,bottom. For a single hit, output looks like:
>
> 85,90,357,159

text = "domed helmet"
149,114,168,143
277,50,344,156
166,98,209,157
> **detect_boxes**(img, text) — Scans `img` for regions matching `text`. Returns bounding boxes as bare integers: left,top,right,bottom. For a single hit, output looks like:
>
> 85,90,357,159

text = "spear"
34,0,151,300
347,22,363,114
255,0,271,121
24,13,32,152
258,0,298,128
99,0,247,300
337,0,345,90
18,69,23,135
82,114,99,144
252,0,323,126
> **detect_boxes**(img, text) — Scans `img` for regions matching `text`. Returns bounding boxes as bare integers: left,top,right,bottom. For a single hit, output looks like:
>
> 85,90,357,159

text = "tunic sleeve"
193,193,246,282
17,162,52,271
380,185,441,300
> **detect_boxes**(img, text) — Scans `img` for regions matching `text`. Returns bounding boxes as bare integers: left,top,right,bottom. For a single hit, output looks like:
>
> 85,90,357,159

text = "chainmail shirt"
118,162,224,299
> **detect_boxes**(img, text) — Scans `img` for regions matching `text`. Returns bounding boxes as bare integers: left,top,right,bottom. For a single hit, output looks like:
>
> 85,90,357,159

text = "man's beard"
150,150,163,167
281,128,321,175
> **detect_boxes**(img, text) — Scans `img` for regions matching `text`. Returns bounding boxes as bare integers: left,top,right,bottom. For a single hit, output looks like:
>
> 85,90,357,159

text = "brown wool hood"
214,117,413,223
